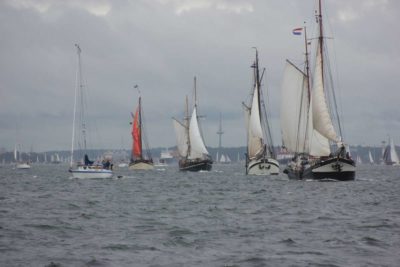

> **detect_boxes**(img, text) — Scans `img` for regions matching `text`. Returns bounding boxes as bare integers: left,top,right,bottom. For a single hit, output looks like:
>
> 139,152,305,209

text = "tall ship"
243,49,279,175
173,77,213,171
281,0,355,181
129,94,154,170
383,137,399,166
69,44,113,179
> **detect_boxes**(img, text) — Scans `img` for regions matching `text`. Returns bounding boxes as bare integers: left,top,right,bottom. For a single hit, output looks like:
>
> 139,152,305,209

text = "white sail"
173,119,188,157
389,138,399,163
247,84,264,158
14,145,18,161
312,44,338,143
220,154,226,162
188,107,209,159
281,61,310,154
368,150,374,164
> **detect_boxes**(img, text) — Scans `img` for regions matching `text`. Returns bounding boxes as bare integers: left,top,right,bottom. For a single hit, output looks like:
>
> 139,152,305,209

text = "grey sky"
0,0,399,152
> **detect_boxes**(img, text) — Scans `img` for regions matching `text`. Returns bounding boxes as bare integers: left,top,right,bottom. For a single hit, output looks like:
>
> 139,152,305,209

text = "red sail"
132,107,142,159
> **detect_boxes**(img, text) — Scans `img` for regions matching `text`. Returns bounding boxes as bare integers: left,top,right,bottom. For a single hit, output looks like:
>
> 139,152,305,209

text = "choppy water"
1,163,400,266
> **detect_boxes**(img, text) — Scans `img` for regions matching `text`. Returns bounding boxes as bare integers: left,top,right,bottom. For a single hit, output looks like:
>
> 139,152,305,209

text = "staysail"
389,138,399,163
188,107,209,159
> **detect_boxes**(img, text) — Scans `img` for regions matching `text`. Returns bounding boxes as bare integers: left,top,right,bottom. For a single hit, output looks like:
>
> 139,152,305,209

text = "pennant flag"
292,28,303,35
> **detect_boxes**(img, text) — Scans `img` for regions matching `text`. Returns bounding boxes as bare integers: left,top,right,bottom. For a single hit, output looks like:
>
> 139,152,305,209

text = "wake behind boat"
173,77,213,172
281,1,355,181
243,49,279,176
69,44,113,179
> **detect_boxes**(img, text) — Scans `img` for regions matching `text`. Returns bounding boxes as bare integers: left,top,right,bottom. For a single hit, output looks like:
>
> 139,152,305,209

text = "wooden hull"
69,166,113,179
129,160,154,170
179,159,213,172
247,158,279,175
284,157,355,181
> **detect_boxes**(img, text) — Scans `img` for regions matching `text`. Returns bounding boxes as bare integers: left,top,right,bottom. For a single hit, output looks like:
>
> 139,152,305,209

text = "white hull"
70,166,113,179
247,158,279,175
118,163,128,168
16,163,31,169
129,162,154,170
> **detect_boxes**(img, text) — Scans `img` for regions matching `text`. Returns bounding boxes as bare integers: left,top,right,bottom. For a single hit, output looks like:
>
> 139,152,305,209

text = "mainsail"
132,106,142,159
188,107,209,159
247,84,264,158
172,119,188,157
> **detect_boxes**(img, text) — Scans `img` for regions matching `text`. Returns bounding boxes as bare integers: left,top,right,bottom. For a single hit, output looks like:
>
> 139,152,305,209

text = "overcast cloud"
0,0,399,152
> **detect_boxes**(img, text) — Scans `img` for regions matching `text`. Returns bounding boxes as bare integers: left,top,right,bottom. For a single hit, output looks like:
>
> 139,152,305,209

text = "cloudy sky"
0,0,399,152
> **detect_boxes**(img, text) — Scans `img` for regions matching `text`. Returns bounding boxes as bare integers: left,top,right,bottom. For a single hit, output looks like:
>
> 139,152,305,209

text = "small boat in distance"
14,144,31,169
129,94,154,170
243,49,279,175
69,44,113,179
368,150,374,165
281,0,355,181
383,136,400,166
173,77,213,171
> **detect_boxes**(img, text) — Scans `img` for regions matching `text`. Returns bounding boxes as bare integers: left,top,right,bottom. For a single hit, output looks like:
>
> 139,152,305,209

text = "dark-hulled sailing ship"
172,77,213,172
281,0,355,181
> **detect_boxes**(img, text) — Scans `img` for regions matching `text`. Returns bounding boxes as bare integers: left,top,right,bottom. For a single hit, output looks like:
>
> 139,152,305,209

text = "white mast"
70,44,80,167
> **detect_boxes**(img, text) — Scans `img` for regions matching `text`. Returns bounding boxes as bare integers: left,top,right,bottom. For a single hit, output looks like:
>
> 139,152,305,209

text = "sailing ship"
173,77,213,171
69,44,113,179
129,95,154,170
383,137,400,166
14,144,31,169
243,49,279,175
281,0,355,181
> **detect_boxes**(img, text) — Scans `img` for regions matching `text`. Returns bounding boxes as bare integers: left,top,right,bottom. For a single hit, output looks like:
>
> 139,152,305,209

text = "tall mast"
304,25,311,98
217,113,224,159
185,95,190,158
138,96,143,159
70,44,80,167
317,0,324,86
193,76,197,108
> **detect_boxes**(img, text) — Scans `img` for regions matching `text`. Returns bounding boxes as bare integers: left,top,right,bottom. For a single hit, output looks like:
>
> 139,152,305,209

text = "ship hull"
179,159,213,172
247,158,279,175
285,157,355,181
129,160,154,170
69,166,113,179
16,163,31,169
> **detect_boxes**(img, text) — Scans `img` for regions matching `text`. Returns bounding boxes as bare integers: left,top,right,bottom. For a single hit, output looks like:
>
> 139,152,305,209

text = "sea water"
1,163,399,266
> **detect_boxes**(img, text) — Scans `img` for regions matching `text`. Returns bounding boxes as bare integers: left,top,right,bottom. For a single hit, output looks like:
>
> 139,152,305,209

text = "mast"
253,48,262,121
217,113,224,161
138,96,143,159
185,95,190,158
317,0,324,86
70,44,80,167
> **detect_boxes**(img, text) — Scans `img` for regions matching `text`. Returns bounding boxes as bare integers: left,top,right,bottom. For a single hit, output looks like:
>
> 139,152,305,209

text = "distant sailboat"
281,1,355,181
383,137,400,166
243,49,279,175
173,77,213,171
129,94,154,170
356,155,363,165
368,150,374,165
14,144,31,169
69,44,113,179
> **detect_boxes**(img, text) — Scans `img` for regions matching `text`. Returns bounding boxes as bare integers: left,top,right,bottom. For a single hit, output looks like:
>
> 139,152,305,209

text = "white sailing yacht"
383,137,400,166
243,49,279,175
14,144,31,169
172,77,213,171
69,44,113,179
368,150,374,164
281,0,355,181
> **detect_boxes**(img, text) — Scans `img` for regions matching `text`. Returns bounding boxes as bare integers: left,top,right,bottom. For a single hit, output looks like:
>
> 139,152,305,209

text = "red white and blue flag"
292,28,303,35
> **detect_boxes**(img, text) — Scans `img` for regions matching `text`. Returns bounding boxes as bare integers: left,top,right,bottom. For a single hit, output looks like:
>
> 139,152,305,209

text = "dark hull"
179,159,213,172
285,157,355,181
